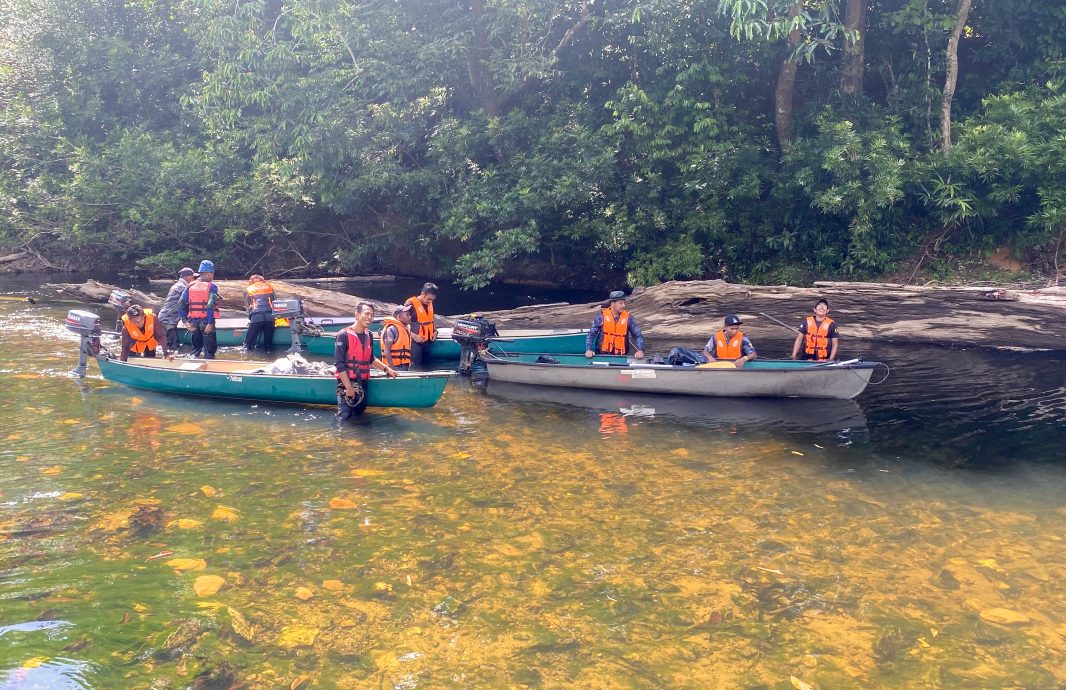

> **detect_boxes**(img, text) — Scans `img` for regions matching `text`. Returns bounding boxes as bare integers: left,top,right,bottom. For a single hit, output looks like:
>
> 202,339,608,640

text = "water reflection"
2,279,1066,688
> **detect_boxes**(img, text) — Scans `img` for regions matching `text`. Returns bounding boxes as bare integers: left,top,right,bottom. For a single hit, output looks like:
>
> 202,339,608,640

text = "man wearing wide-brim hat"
585,290,645,359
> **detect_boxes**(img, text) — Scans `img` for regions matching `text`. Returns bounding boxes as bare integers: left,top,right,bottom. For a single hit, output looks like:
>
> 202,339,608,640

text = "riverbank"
44,277,1066,352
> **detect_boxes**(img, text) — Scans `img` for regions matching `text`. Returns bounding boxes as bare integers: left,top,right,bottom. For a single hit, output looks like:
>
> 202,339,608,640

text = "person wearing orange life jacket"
585,290,645,359
119,304,172,362
791,298,839,361
179,259,223,359
334,302,398,419
704,313,757,368
380,303,413,371
404,282,438,369
243,274,277,351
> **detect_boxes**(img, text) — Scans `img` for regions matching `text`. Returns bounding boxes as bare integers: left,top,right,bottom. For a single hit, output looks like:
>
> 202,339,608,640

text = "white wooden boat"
481,353,883,400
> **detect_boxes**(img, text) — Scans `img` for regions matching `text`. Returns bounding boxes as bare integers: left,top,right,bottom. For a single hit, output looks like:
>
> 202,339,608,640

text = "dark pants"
188,320,217,359
336,384,369,419
244,318,275,351
411,340,432,370
164,325,180,351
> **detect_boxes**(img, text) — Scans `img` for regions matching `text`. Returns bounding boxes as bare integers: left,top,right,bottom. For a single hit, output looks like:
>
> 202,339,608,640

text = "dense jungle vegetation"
1,0,1064,288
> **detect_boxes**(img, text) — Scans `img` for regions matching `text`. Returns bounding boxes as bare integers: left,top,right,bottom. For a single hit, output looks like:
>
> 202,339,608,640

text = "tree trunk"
774,0,803,150
940,0,972,155
466,0,499,118
840,0,866,95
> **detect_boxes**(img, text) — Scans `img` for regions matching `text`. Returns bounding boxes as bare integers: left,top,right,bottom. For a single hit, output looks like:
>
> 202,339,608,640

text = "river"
1,274,1065,689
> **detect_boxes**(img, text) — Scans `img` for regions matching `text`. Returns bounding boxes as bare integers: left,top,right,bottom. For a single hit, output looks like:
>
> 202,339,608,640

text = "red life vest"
804,316,834,360
380,318,412,368
245,281,275,316
122,309,158,353
713,330,744,359
336,327,374,382
406,297,436,341
599,308,629,355
185,281,218,320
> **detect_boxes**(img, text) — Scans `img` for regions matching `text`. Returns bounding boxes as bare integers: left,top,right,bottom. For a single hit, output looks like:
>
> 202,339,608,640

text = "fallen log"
481,279,1066,352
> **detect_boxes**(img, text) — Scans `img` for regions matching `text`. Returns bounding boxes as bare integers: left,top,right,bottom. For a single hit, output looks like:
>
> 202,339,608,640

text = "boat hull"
302,328,589,361
96,356,450,408
482,355,878,400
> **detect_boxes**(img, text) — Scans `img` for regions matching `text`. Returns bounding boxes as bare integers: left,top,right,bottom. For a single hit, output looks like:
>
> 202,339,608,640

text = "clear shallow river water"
1,276,1065,690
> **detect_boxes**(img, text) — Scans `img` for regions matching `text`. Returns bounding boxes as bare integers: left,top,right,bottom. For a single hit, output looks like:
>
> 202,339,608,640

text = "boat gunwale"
481,355,880,373
96,355,454,381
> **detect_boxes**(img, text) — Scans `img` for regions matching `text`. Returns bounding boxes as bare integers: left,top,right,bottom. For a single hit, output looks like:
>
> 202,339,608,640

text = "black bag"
666,347,707,366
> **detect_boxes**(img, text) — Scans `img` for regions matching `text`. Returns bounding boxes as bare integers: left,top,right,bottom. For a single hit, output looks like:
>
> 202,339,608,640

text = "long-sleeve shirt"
179,282,221,325
120,318,169,361
157,278,191,327
585,312,645,353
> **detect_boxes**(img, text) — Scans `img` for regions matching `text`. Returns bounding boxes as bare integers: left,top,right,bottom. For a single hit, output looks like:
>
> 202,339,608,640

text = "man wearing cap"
380,304,413,371
704,314,757,368
404,282,438,369
243,274,277,352
585,290,645,359
180,260,223,359
158,267,196,351
119,304,172,362
790,298,839,361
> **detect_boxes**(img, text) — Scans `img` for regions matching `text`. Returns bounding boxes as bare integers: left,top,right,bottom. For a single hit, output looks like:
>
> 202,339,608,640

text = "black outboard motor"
451,314,498,374
65,310,101,378
270,298,317,353
107,289,132,332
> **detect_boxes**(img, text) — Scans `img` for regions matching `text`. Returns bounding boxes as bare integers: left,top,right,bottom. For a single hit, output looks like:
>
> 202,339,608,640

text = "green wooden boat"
94,355,451,408
177,316,355,347
300,327,589,361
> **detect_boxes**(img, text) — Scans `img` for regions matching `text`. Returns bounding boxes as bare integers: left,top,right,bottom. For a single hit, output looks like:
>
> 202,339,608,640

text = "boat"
483,380,867,433
299,327,590,361
481,353,883,400
94,356,451,408
177,315,355,347
67,308,450,408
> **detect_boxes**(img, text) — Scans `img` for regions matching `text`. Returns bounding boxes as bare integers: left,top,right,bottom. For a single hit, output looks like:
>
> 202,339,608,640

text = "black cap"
607,290,626,301
724,314,742,326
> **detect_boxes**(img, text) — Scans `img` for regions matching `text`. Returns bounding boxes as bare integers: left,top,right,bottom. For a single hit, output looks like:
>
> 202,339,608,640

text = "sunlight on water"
1,287,1066,689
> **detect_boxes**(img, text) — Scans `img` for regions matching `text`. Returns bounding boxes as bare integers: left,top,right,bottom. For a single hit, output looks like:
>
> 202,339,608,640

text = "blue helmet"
197,259,215,274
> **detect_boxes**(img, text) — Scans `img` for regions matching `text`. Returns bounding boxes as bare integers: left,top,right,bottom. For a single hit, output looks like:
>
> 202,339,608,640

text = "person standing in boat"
405,282,438,369
704,314,757,368
119,304,173,362
335,302,398,419
157,267,196,351
791,298,839,361
180,260,222,359
585,290,645,360
243,274,277,352
380,303,414,371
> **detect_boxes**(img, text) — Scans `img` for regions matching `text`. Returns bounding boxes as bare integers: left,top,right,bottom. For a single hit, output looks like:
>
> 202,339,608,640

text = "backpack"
666,347,708,366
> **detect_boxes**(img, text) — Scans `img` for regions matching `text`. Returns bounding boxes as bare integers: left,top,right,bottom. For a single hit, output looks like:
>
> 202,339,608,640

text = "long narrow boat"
177,315,355,347
300,327,589,361
94,355,451,408
481,353,883,400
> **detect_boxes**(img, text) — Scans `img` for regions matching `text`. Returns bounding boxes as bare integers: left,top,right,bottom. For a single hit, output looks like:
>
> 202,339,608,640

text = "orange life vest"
804,316,834,360
599,308,629,355
713,330,744,359
245,281,275,316
380,318,412,368
406,297,435,341
185,281,218,320
336,327,374,383
122,309,158,353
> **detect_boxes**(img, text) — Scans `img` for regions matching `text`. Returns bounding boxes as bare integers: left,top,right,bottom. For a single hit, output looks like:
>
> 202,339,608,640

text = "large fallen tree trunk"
482,280,1066,352
46,278,1066,351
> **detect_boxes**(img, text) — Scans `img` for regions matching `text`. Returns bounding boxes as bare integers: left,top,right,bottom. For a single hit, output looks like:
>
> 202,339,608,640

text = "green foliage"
2,0,1065,285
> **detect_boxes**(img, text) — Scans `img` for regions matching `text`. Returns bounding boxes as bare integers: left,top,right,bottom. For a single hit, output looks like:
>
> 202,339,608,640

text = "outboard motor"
451,314,498,374
271,298,320,353
107,289,132,331
65,310,101,378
